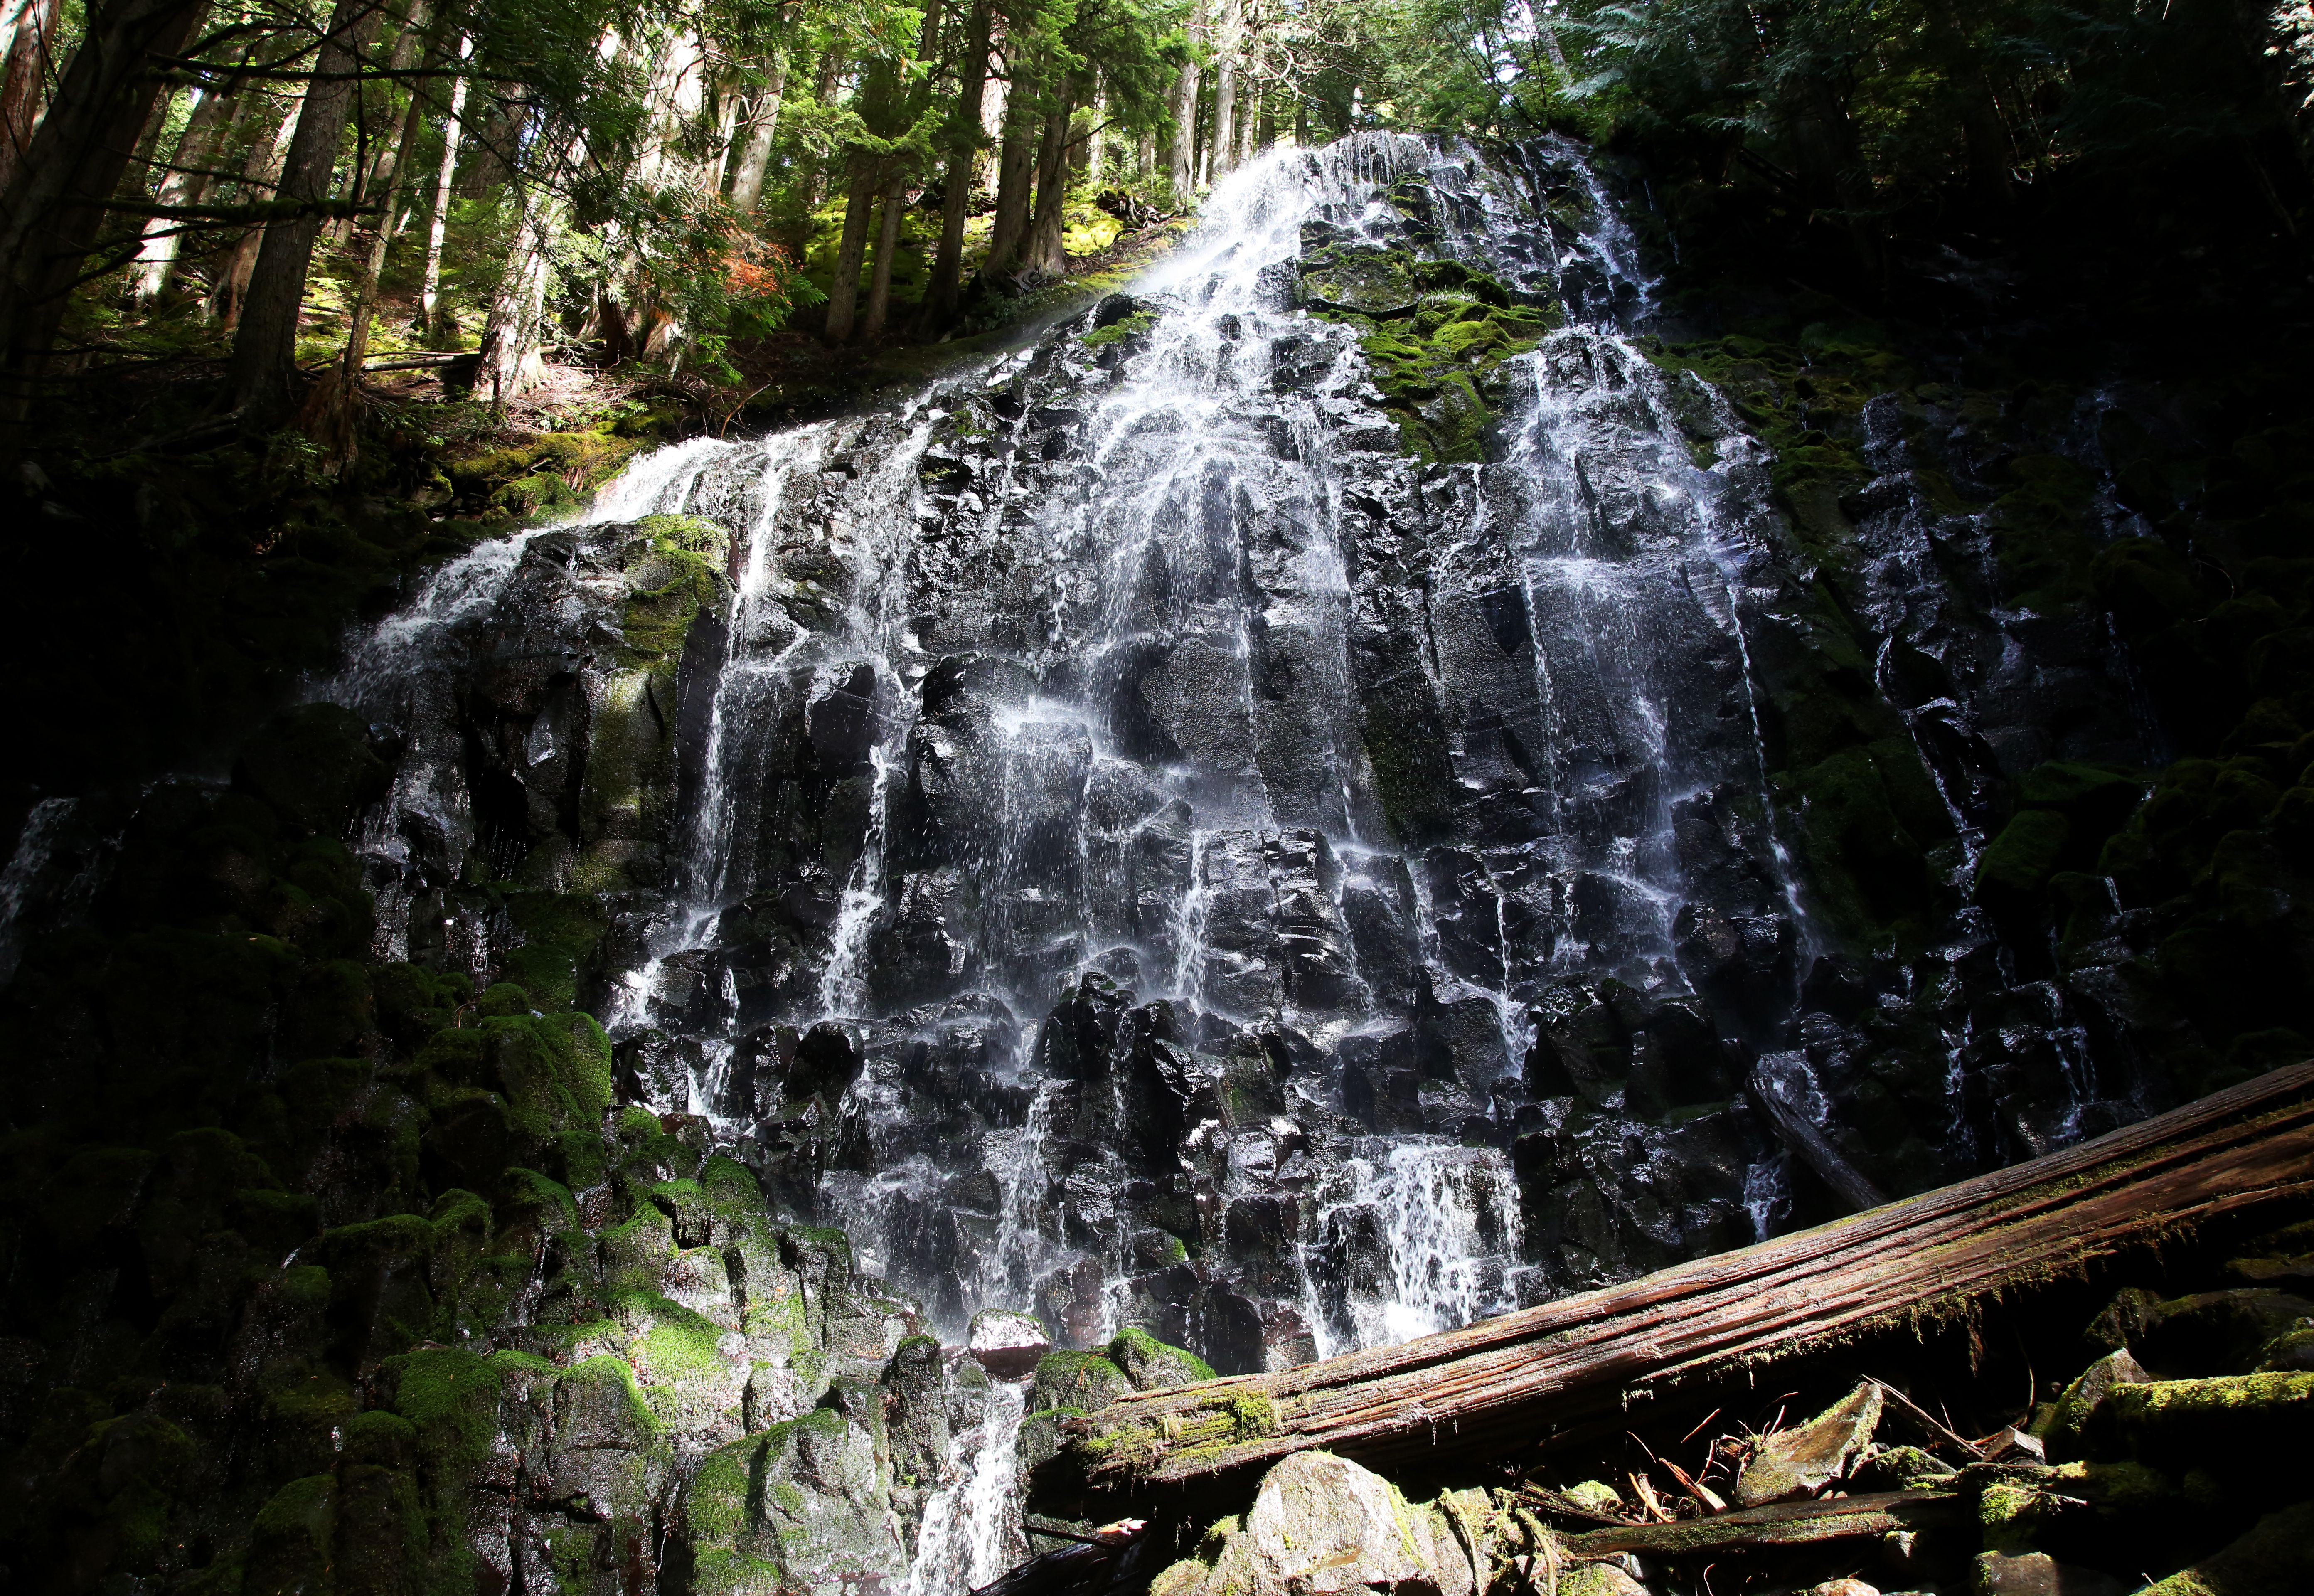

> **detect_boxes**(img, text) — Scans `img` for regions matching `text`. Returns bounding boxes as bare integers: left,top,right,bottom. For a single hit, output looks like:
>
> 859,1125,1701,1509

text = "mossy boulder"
1028,1349,1132,1414
677,1406,902,1592
1147,1450,1485,1596
1107,1326,1214,1391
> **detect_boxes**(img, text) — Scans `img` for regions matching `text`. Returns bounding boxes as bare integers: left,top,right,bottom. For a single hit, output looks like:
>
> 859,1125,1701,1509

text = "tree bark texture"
131,75,239,301
984,42,1038,276
0,0,210,440
1058,1062,2314,1496
726,49,790,213
820,156,878,341
860,173,907,340
418,33,470,340
209,84,308,330
1165,4,1202,206
1209,0,1240,181
229,0,392,420
922,0,990,329
1022,80,1076,278
0,0,59,198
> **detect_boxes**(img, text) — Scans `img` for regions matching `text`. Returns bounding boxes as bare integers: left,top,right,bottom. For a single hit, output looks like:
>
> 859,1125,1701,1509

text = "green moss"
1979,808,2072,897
1106,1326,1215,1389
1082,310,1158,348
619,522,728,668
1073,1386,1279,1480
384,1345,504,1470
1295,244,1558,463
1030,1350,1132,1414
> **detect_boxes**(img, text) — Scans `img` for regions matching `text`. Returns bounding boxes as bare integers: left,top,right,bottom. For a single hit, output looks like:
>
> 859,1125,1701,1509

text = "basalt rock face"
0,135,2225,1596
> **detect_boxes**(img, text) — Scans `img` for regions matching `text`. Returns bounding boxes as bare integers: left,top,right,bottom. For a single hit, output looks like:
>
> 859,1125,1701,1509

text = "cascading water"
291,131,2169,1586
332,132,1803,1364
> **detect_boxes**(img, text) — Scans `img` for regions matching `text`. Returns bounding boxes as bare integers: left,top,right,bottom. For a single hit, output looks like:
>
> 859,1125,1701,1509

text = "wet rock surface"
0,131,2298,1596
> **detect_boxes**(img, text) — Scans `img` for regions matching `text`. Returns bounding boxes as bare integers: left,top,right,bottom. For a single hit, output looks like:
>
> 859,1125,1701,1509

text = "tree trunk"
229,0,393,421
0,0,211,446
1925,0,2011,208
418,33,470,342
208,85,308,330
130,72,239,302
1055,1062,2314,1497
303,5,442,466
820,158,879,342
475,122,586,408
1021,82,1076,278
859,172,907,341
327,0,426,247
726,49,790,213
922,0,990,329
0,0,59,198
1166,5,1202,206
1749,1053,1888,1212
983,44,1038,276
796,49,842,214
1210,0,1239,183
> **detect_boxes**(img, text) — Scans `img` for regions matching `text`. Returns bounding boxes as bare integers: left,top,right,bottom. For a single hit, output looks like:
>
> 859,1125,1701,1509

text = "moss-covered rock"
1107,1326,1214,1390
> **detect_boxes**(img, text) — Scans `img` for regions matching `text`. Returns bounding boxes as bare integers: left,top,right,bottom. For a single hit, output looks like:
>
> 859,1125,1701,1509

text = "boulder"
1150,1451,1483,1596
969,1310,1051,1380
2043,1348,2153,1458
1974,1552,2123,1596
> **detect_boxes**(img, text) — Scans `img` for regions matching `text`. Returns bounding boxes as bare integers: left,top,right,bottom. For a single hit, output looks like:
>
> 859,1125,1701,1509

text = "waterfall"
330,133,1821,1370
902,1379,1029,1596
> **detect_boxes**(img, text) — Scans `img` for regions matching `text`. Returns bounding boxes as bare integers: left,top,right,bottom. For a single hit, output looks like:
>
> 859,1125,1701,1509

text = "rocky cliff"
2,132,2309,1596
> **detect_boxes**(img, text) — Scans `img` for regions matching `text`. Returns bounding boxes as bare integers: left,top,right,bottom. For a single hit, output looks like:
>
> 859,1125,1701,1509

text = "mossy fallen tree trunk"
1059,1062,2314,1497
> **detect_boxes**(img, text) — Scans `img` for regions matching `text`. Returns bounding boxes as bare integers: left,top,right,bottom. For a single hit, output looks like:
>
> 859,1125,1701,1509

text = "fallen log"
1750,1051,1888,1211
1557,1490,1965,1559
967,1521,1145,1596
1060,1062,2314,1495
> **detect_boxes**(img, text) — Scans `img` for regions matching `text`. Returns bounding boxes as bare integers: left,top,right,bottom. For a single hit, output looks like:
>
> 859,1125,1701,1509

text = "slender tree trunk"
209,85,307,330
0,0,212,447
821,157,879,342
1022,79,1076,278
229,0,394,421
796,49,842,214
475,119,586,408
1925,0,2011,208
860,172,907,340
1166,3,1203,206
418,33,470,341
1255,84,1274,153
923,0,989,328
709,81,740,195
478,189,556,406
983,44,1038,276
1210,0,1239,183
1086,85,1105,184
726,48,790,213
328,0,426,247
0,0,59,198
131,72,239,302
633,28,704,191
303,8,440,466
980,35,1008,189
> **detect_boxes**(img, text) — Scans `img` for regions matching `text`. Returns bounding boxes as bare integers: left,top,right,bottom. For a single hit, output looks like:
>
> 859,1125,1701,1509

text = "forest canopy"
0,0,2309,447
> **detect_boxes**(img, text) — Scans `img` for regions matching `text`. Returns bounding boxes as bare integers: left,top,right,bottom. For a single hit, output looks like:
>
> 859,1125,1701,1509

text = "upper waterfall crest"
321,134,2149,1386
